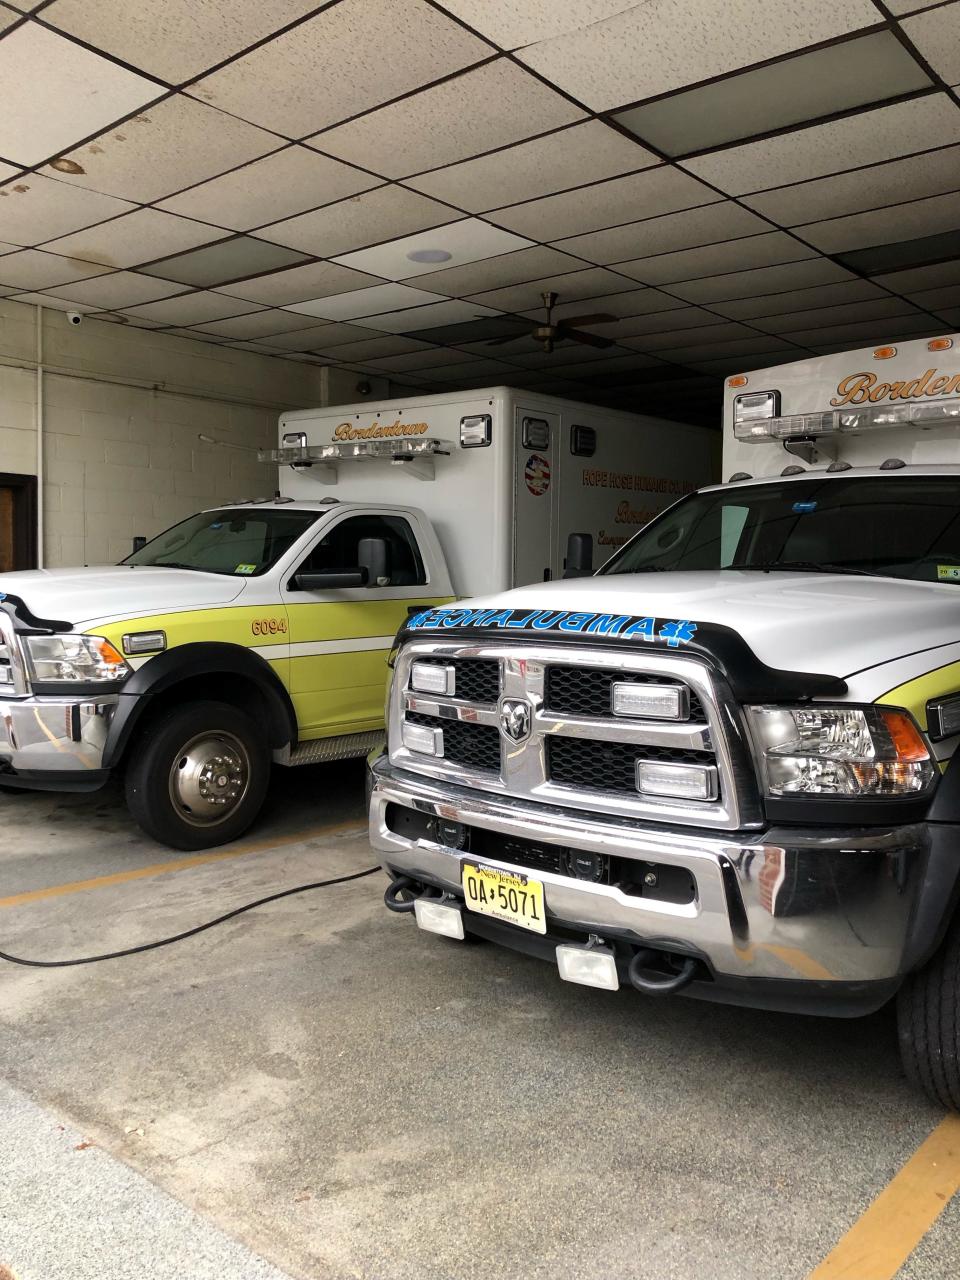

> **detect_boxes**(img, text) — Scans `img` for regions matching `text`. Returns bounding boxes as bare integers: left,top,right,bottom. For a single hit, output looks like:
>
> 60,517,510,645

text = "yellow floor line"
807,1113,960,1279
0,820,367,909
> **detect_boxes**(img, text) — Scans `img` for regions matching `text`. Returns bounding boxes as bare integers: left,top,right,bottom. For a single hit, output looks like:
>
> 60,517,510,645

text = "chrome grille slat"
391,641,748,831
0,610,28,697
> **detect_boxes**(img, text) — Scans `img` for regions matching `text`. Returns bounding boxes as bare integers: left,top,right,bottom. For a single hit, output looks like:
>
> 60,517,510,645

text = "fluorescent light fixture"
414,898,465,939
636,759,718,801
612,682,688,720
556,943,619,991
402,721,444,756
411,662,455,696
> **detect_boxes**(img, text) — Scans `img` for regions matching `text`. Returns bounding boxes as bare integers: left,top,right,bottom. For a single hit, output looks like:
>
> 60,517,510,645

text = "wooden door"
0,474,37,571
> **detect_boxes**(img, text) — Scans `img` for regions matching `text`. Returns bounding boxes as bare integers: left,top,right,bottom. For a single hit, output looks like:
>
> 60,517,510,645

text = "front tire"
897,915,960,1110
125,701,270,850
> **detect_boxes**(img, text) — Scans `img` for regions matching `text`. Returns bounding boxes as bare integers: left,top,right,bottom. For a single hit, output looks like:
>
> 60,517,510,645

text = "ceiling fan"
487,291,618,353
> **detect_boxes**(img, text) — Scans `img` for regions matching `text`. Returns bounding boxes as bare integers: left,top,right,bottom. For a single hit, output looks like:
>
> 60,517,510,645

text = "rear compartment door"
512,408,560,587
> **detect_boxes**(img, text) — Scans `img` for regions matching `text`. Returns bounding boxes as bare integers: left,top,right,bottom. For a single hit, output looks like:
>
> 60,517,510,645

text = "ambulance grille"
0,611,24,696
393,641,748,830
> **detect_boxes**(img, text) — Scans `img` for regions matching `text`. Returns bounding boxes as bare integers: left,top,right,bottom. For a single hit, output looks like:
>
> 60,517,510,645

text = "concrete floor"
1,763,958,1280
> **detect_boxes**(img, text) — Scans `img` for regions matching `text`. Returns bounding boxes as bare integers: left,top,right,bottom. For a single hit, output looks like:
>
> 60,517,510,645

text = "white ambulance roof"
701,462,960,494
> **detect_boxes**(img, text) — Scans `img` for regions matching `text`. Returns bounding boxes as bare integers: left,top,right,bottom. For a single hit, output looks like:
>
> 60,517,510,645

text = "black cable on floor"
0,866,381,968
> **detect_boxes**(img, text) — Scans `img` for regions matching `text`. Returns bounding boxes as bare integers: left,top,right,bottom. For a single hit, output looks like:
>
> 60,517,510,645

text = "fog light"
612,682,687,720
402,722,443,756
411,662,454,695
636,759,718,801
414,898,464,939
556,943,619,991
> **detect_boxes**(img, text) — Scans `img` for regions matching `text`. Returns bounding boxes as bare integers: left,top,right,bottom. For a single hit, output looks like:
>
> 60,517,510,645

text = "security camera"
66,311,83,326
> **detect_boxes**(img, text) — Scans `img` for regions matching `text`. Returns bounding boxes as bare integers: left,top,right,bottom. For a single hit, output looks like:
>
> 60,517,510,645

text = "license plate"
462,861,546,934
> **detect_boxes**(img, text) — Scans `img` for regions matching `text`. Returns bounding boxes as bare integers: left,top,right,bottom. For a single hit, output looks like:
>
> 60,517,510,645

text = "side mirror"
358,536,391,588
293,568,366,590
563,532,593,578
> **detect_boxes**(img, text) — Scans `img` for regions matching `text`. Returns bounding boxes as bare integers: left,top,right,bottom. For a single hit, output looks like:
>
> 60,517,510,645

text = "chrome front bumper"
0,693,118,784
370,758,931,993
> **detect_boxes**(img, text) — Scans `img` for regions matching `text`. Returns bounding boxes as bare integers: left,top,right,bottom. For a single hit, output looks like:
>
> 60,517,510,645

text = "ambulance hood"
0,566,247,628
454,571,960,681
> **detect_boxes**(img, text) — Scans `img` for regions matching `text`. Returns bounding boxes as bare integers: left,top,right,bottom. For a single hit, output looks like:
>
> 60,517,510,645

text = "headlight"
23,634,130,683
747,705,935,798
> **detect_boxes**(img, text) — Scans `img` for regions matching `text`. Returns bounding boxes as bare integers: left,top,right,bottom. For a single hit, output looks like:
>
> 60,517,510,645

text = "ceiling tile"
260,185,457,258
0,24,160,166
467,267,641,313
0,174,136,247
490,166,720,241
46,273,186,309
408,246,586,297
189,0,490,137
0,249,109,291
157,326,231,344
0,163,20,183
752,296,924,333
314,60,584,180
551,288,689,321
214,261,382,306
49,95,283,204
558,352,664,377
613,32,931,157
261,322,379,350
433,0,639,48
908,285,960,311
157,146,378,231
872,259,960,294
0,4,20,33
669,258,855,303
657,335,799,362
120,291,266,324
43,0,324,84
7,291,100,313
616,308,734,340
409,358,518,382
190,310,329,340
321,335,434,362
711,279,887,319
625,321,759,351
335,218,534,280
358,299,501,333
509,343,629,368
557,202,771,266
516,0,880,112
795,191,960,253
45,209,226,269
742,146,960,225
682,95,960,196
363,347,477,371
884,0,950,12
778,313,939,347
616,231,816,286
902,4,960,86
834,228,960,276
933,307,960,326
284,282,448,321
405,120,655,212
401,315,565,346
137,236,310,286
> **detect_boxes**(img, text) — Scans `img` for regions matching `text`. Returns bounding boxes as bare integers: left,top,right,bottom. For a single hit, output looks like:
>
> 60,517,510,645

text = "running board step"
288,730,384,767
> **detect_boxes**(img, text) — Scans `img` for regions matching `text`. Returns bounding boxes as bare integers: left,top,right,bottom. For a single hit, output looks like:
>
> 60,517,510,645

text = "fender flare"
102,642,297,768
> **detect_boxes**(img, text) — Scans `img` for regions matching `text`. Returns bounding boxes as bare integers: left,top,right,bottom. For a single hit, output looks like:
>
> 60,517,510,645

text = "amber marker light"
728,375,748,388
873,346,897,359
928,337,953,352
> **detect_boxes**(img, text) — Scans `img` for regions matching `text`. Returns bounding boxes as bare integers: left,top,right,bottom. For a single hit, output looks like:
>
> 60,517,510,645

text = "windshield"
601,476,960,585
123,508,320,577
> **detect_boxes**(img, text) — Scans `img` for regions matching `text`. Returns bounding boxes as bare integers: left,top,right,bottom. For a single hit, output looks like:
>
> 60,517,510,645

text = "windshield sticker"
937,565,960,581
407,607,698,648
234,563,257,575
209,521,223,529
792,500,817,514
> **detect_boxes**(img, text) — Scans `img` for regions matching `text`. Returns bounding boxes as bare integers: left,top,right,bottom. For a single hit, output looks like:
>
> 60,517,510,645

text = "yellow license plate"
462,862,546,934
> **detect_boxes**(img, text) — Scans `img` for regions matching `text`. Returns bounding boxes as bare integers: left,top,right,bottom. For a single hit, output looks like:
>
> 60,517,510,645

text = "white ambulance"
0,388,713,849
370,336,960,1108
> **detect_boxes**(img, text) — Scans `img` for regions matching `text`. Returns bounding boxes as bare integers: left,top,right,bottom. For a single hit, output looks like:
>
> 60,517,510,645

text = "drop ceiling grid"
0,0,955,421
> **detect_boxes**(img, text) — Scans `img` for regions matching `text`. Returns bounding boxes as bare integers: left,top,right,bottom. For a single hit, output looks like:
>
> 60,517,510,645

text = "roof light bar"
259,438,451,465
734,397,960,442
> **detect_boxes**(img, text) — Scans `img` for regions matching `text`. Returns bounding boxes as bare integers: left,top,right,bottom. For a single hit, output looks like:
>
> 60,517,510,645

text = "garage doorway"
0,473,37,572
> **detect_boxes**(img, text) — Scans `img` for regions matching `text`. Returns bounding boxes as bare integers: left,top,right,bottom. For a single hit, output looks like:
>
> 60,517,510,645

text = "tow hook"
383,875,423,913
627,948,698,995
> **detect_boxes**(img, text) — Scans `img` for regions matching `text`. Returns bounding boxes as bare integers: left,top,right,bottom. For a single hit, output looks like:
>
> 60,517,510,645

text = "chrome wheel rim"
168,730,251,828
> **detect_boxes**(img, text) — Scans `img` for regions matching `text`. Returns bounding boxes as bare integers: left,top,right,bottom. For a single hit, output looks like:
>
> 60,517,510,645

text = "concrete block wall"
0,299,388,567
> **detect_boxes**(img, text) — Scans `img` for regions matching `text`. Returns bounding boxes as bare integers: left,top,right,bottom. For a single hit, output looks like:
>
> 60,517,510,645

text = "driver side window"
299,515,426,586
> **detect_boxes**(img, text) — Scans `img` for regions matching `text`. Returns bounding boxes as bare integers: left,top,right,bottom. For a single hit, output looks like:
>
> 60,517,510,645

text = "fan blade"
565,328,615,349
486,332,526,346
557,312,617,328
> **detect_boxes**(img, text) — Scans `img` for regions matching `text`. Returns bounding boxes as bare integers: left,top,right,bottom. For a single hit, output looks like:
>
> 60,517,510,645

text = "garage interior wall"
0,299,388,568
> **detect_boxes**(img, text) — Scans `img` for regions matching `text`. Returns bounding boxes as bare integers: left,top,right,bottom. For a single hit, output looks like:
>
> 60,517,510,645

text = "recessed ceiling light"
49,158,85,175
406,248,452,264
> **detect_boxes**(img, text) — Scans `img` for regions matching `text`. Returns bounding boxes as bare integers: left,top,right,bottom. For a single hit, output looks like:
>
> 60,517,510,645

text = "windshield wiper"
740,561,880,578
143,561,233,575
